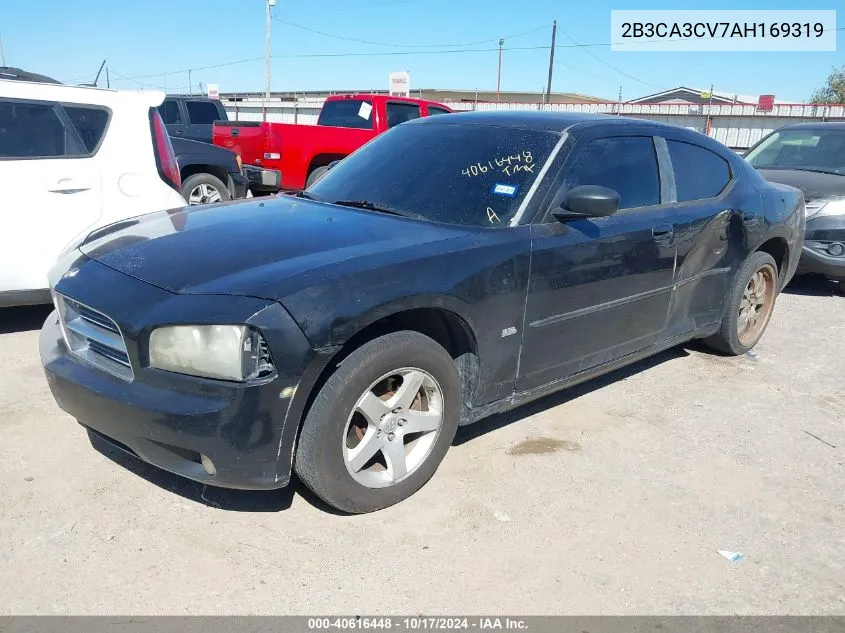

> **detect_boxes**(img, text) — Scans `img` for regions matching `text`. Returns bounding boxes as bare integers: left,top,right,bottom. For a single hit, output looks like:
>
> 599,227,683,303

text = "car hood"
80,196,472,300
756,168,845,201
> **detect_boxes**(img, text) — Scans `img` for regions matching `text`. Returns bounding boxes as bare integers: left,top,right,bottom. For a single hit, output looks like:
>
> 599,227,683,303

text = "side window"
565,136,661,210
63,106,110,154
158,99,183,125
0,99,74,159
186,100,223,125
386,102,421,128
667,140,731,202
427,106,451,116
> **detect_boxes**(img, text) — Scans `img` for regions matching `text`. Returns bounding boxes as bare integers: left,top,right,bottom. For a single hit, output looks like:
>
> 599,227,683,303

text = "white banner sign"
389,71,410,97
207,84,220,100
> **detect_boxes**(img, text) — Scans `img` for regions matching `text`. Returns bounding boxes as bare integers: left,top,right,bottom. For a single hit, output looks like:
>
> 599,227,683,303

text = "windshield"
309,122,560,227
746,128,845,174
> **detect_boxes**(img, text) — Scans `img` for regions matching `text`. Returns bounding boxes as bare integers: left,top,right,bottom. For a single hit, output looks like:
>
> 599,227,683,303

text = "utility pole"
496,38,504,102
0,35,5,66
264,0,274,122
188,69,192,95
705,83,715,137
544,20,556,105
106,67,110,89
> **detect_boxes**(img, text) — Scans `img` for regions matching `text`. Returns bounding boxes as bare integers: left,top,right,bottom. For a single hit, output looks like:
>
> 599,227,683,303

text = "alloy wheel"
342,368,444,488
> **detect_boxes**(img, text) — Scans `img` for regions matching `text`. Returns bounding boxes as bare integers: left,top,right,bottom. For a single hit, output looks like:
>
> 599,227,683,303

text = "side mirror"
327,159,342,171
553,185,620,221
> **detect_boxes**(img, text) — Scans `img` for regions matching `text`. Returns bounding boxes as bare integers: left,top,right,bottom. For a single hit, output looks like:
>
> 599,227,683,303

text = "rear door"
660,136,739,335
385,101,421,129
158,98,187,139
184,99,223,143
0,97,104,294
517,132,677,391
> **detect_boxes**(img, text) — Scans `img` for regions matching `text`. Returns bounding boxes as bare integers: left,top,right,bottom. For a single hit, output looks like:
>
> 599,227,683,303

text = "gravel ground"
0,278,843,615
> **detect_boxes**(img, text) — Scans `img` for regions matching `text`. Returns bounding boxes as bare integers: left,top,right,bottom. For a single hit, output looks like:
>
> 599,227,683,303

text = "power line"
100,26,845,85
108,69,165,90
273,17,548,49
558,27,663,90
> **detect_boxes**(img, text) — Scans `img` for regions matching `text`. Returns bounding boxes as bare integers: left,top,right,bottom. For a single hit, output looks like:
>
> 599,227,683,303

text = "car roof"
777,121,845,131
412,109,713,137
0,78,165,108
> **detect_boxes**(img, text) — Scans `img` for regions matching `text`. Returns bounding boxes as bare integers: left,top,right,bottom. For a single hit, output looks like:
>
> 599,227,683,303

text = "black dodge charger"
41,112,804,513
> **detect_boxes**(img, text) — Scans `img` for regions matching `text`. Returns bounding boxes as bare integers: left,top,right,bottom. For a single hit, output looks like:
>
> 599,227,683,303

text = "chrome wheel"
737,263,776,346
343,368,444,489
188,183,223,205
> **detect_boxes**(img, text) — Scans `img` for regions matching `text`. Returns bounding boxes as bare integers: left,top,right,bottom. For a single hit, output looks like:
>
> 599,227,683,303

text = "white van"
0,73,186,306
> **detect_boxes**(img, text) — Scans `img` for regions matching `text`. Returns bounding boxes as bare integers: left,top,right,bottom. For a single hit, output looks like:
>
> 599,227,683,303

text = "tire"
294,331,461,514
181,173,231,206
703,251,779,355
305,166,329,189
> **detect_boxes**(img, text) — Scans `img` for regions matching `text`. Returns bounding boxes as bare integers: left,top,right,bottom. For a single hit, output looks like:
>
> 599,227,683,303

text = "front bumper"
796,216,845,280
39,255,324,490
243,165,282,195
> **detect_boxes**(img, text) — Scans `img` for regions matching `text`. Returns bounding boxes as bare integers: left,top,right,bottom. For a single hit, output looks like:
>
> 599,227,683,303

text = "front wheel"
703,251,779,355
181,173,231,206
294,331,461,514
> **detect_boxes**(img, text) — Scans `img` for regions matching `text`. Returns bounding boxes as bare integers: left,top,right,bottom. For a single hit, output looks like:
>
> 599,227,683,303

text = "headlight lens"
149,325,273,381
805,197,845,220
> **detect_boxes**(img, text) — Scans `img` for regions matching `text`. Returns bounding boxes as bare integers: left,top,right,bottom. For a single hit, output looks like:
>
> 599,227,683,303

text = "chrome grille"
55,294,133,381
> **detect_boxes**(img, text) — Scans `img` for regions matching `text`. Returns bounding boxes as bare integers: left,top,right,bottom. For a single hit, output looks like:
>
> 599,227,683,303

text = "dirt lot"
1,279,843,615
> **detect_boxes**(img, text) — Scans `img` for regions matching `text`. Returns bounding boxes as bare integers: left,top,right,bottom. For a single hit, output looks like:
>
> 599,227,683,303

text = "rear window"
667,140,731,202
63,105,110,154
317,100,374,129
186,100,222,125
427,106,451,116
0,99,81,159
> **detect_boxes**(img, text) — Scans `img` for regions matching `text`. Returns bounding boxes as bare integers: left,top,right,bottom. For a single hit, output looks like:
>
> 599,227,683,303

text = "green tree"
810,65,845,104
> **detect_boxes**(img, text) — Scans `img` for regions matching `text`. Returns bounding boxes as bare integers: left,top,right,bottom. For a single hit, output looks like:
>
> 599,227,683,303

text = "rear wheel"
294,331,461,514
182,173,231,206
703,251,779,355
305,166,329,189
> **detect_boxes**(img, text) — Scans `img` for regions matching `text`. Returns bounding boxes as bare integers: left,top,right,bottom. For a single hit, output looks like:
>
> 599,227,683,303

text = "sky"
0,0,843,102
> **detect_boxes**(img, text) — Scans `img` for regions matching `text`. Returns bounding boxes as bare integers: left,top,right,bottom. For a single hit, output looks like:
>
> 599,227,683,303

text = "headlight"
805,197,845,220
149,325,273,381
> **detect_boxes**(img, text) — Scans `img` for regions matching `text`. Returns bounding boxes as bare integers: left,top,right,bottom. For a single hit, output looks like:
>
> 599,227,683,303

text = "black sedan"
745,122,845,288
40,112,804,513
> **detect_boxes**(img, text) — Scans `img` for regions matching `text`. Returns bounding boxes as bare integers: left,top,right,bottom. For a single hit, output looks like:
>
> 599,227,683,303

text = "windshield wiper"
785,167,843,176
332,199,420,219
292,190,323,201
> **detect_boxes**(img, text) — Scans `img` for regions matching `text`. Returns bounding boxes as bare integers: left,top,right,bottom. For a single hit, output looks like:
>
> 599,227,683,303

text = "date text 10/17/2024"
307,617,528,630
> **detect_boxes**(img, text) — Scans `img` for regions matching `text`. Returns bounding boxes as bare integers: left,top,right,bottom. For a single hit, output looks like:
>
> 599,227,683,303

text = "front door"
517,134,677,391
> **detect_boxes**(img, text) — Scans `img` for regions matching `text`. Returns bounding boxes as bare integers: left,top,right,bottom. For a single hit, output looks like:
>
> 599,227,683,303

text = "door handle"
48,179,91,194
652,223,674,241
174,130,186,135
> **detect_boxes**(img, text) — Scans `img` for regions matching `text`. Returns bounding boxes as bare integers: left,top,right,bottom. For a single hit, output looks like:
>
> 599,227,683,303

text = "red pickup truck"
213,94,452,191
